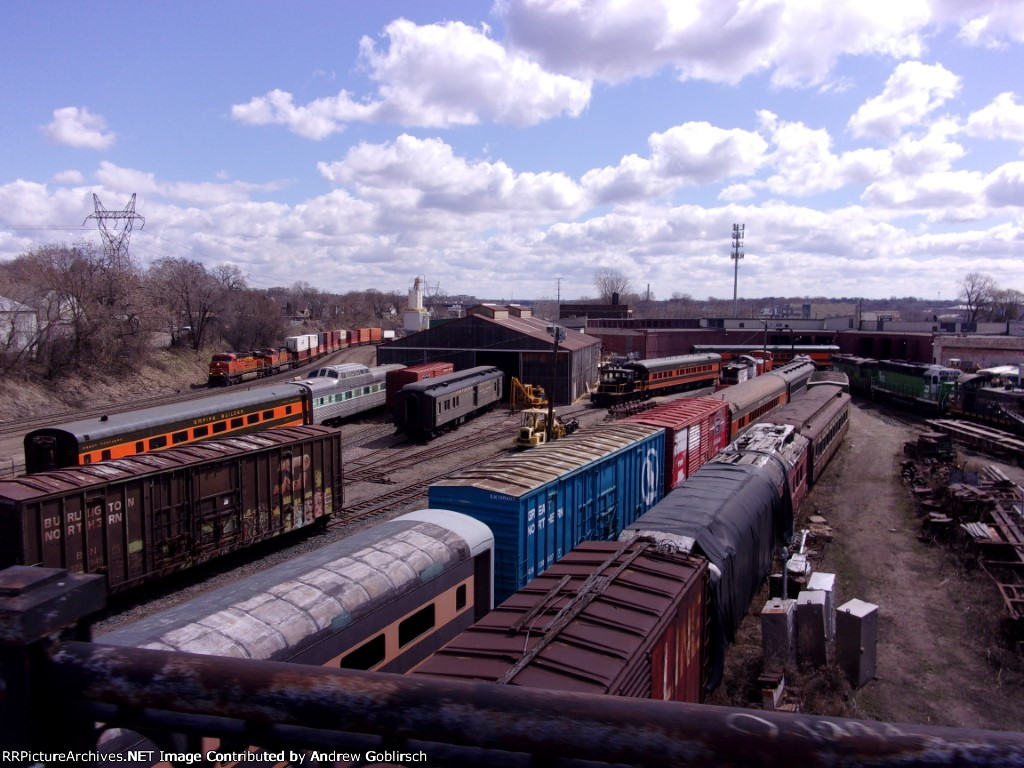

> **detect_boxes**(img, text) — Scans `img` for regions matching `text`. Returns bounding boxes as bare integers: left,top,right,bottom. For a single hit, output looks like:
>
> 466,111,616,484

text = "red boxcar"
622,397,730,490
0,426,342,593
385,362,455,410
412,539,710,702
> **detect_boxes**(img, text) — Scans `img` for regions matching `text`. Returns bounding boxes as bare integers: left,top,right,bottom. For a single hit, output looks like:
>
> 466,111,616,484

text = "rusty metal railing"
3,565,1024,767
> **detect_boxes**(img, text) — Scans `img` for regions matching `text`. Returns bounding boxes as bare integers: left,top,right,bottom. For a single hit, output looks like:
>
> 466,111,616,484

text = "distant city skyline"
3,2,1024,301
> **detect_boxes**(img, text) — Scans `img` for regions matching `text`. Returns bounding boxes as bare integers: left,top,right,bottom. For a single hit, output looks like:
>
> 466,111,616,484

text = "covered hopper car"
2,426,342,593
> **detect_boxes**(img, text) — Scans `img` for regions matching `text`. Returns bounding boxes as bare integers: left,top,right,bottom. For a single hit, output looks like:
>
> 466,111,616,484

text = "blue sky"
3,1,1024,303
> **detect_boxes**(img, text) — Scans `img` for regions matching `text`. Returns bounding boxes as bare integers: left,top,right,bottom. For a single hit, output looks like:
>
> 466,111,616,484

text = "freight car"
428,422,666,602
1,426,342,593
619,436,797,692
97,509,494,671
620,397,730,491
591,353,723,407
385,361,455,410
412,538,711,702
24,364,406,473
393,366,504,439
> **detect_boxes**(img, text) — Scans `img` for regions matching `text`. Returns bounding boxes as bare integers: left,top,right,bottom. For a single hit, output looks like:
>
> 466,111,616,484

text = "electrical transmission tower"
730,222,744,317
84,193,145,268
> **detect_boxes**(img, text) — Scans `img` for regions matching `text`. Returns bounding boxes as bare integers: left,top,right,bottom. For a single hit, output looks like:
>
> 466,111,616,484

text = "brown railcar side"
1,426,341,593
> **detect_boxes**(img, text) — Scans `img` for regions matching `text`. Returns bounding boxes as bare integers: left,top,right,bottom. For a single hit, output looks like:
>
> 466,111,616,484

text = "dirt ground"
710,402,1024,732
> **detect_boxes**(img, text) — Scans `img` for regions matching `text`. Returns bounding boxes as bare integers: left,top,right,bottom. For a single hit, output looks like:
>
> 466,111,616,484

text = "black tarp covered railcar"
620,457,791,691
1,426,341,593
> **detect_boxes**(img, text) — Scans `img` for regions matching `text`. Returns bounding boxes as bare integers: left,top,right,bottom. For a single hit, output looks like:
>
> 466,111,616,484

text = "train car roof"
25,384,307,443
622,459,788,646
399,365,500,394
2,426,336,501
412,539,707,695
430,422,663,497
96,509,492,661
706,375,787,412
624,353,722,372
762,386,849,430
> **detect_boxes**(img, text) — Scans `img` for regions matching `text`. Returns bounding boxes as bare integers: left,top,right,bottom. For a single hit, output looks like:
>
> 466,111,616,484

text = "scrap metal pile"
902,431,1024,630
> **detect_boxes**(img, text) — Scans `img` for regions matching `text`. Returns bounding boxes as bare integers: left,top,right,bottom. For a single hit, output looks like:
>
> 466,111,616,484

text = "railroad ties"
927,418,1024,464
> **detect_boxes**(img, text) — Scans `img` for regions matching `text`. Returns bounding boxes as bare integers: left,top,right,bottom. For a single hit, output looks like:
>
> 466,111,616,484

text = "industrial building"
378,304,601,405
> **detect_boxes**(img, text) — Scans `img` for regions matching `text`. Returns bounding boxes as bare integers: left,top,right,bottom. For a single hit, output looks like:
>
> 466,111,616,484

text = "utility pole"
731,223,744,318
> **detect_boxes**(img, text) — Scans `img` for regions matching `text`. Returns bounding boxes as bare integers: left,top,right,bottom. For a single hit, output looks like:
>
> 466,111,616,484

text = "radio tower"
84,193,145,268
730,222,744,317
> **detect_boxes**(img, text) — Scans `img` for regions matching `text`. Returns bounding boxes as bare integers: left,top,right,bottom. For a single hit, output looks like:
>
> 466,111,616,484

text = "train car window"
101,450,111,461
84,455,93,464
212,422,227,434
231,417,243,429
398,604,436,647
135,441,144,453
285,405,293,414
339,635,386,670
247,414,259,425
149,436,167,450
172,431,188,444
456,584,467,611
194,425,209,438
262,410,273,420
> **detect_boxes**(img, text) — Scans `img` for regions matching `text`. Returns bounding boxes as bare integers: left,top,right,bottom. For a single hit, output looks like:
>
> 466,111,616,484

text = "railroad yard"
2,347,1024,739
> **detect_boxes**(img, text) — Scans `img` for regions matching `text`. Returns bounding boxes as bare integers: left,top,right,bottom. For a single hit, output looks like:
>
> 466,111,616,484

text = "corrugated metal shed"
413,539,709,702
379,306,601,404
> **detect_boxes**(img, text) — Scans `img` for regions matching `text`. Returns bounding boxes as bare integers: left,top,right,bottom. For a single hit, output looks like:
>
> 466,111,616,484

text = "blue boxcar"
428,422,666,602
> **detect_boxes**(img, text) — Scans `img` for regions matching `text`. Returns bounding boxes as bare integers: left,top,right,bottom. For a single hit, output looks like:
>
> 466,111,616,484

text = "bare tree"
987,288,1024,322
221,291,287,351
593,268,631,304
147,258,242,350
957,272,997,324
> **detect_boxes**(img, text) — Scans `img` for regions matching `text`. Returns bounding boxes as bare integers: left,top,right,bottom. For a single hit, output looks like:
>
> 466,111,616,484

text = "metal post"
547,326,564,443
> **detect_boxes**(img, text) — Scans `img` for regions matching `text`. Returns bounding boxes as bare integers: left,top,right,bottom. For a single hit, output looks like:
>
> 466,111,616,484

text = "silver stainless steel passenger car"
299,363,405,425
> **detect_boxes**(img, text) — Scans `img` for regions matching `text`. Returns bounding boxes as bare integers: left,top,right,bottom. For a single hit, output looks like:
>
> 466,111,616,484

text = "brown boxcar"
0,426,342,594
622,397,730,490
411,539,710,702
385,362,455,410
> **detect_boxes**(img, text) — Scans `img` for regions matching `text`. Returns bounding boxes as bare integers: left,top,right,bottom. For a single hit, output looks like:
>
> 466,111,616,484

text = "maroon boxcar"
621,397,730,490
385,362,456,410
0,426,342,594
411,539,710,702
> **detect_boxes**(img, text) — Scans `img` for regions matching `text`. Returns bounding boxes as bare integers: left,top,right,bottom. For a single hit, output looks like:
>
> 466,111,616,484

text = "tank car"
3,426,342,593
591,353,722,407
393,366,503,439
97,509,494,672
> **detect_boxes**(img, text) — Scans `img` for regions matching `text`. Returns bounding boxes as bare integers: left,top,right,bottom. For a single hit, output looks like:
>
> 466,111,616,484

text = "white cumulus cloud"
848,61,961,140
40,107,115,150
